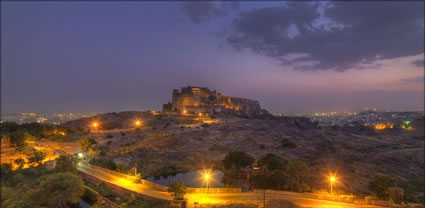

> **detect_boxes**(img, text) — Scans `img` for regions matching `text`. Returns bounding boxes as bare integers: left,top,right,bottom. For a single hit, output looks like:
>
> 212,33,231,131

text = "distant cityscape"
278,108,424,128
0,112,97,124
2,107,423,128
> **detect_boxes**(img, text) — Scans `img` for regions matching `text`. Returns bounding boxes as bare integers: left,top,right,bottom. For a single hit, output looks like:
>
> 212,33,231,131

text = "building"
163,86,266,117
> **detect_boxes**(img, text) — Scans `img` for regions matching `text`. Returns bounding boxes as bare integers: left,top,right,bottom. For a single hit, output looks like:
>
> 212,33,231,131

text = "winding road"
78,164,385,208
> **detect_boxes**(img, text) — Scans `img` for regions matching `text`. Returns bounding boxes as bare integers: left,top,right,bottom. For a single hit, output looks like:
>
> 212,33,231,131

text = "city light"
78,152,84,158
374,123,394,130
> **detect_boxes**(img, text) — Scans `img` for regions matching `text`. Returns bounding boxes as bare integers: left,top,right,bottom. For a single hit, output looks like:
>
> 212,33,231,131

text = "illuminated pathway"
78,164,385,208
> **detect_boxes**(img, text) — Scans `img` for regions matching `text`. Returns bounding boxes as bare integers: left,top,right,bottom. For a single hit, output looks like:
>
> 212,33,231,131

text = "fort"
162,86,267,117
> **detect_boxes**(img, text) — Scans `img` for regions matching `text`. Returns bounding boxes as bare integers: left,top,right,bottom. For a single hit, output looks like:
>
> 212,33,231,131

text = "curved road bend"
78,165,384,208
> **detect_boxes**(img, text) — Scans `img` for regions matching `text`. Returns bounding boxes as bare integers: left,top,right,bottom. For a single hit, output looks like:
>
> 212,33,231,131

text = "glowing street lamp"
92,122,98,128
329,175,337,195
203,172,211,193
78,152,84,158
135,120,142,128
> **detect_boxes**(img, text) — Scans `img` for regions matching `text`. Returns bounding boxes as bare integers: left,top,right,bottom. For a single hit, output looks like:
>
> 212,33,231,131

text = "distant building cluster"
163,86,267,117
1,112,95,124
293,108,423,128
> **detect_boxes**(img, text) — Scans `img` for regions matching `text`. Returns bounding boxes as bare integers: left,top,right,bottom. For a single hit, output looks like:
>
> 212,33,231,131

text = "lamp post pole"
263,167,266,208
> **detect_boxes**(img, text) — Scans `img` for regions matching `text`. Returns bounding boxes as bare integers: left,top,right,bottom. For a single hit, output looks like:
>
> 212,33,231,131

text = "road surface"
78,164,384,208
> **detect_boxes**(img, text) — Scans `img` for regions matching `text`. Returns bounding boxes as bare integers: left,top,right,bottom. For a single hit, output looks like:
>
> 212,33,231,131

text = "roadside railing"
80,162,169,191
253,189,393,207
187,188,241,193
80,163,242,193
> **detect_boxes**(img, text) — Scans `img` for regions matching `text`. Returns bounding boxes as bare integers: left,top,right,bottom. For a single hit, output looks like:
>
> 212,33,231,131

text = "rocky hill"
64,112,424,196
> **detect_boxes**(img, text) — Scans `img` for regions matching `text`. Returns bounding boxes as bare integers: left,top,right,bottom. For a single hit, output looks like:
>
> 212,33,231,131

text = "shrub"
281,139,297,148
89,158,117,171
368,174,395,200
201,123,210,128
102,122,122,130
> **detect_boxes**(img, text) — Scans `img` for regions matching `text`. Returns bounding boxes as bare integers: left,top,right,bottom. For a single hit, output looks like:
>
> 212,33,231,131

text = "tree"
38,172,85,207
258,153,288,171
285,159,310,192
222,167,239,188
168,180,187,200
368,174,396,200
55,155,77,173
14,157,26,169
27,150,46,167
222,151,255,169
8,130,26,147
78,137,96,151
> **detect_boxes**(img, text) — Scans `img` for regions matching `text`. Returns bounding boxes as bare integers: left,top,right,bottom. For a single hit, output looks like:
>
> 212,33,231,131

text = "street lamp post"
263,167,266,208
254,166,266,208
204,173,210,194
135,120,141,129
330,177,336,195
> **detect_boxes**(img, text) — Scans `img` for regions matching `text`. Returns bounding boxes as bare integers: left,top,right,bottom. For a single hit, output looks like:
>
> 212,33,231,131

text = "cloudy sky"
2,1,424,114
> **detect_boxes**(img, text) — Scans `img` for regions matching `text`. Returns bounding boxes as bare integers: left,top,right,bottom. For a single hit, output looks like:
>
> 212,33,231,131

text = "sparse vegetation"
281,138,297,148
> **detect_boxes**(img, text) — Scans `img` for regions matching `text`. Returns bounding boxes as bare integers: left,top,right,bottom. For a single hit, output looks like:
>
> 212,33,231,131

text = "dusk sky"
2,1,424,115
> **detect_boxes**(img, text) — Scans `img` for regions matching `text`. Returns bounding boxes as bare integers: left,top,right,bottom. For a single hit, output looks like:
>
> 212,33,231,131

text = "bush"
368,174,395,200
102,122,122,130
106,134,113,139
92,182,114,198
81,186,98,205
281,139,297,148
120,132,126,136
201,123,210,128
89,158,117,171
402,176,424,203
